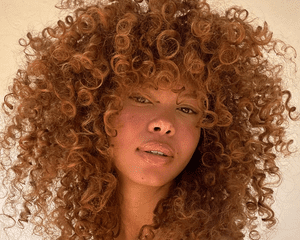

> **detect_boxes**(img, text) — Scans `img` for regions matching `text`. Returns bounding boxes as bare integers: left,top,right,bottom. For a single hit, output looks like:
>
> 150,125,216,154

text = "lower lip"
137,150,173,166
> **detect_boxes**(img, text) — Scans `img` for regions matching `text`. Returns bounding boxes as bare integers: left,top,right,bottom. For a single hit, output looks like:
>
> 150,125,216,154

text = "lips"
137,141,174,158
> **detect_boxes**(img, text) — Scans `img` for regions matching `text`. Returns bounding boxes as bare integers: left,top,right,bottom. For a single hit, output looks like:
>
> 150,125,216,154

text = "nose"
148,118,175,136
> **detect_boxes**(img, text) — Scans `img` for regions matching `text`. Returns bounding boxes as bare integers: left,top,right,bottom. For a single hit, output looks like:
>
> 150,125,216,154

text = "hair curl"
0,0,298,239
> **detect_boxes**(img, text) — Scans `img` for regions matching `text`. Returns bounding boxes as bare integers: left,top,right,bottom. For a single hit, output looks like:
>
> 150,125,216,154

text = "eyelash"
129,95,150,104
179,107,197,114
130,95,197,114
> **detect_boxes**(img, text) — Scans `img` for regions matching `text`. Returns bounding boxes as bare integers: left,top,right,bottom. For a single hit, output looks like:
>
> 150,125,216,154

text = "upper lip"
138,141,175,158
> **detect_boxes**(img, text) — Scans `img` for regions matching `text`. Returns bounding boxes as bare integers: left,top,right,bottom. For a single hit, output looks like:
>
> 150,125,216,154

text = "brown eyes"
129,95,198,115
179,107,197,114
129,95,150,104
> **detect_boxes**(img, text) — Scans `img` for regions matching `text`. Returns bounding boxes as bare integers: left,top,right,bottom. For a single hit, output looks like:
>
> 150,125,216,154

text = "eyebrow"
151,91,198,104
139,87,198,103
178,92,198,99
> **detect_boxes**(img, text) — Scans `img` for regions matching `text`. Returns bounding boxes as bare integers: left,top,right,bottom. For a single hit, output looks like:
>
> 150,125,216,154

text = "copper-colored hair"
0,0,298,239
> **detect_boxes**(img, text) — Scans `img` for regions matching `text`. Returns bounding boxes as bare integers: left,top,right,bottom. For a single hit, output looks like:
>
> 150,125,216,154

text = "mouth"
144,150,168,157
137,141,174,158
136,148,173,166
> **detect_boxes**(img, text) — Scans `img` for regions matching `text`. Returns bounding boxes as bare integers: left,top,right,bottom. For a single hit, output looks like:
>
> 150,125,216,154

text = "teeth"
147,151,166,156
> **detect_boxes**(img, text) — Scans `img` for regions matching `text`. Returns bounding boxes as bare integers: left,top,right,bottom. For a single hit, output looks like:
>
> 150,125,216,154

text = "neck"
115,176,172,240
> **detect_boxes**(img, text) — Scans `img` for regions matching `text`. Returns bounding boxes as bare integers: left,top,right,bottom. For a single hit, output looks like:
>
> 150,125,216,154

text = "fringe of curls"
0,0,298,239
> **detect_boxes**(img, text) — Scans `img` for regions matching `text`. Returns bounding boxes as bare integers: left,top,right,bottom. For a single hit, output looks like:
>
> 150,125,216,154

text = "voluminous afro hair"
0,0,298,239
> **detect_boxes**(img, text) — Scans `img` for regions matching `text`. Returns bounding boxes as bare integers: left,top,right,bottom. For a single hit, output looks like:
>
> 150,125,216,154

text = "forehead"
119,71,204,99
141,76,198,90
138,83,199,99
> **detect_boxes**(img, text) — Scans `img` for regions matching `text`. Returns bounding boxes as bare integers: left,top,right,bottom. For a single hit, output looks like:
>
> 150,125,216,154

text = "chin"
134,171,177,188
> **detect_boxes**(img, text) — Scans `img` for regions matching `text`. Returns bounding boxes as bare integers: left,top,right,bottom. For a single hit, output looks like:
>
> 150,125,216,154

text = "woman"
0,0,298,239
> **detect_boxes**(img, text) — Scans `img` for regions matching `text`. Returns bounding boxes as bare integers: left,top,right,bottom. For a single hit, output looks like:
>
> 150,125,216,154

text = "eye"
129,95,151,104
179,107,197,114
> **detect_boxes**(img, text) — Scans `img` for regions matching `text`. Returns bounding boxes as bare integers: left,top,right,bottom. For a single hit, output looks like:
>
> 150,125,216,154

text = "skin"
109,86,202,239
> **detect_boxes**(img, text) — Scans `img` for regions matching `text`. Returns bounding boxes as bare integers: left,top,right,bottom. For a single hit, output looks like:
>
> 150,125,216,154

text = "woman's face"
109,86,201,187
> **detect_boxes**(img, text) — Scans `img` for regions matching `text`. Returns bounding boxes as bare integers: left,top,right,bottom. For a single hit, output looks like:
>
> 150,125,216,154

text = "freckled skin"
109,87,201,187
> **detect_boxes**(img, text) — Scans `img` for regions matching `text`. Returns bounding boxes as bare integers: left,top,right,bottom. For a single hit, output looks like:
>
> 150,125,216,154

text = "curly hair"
0,0,298,239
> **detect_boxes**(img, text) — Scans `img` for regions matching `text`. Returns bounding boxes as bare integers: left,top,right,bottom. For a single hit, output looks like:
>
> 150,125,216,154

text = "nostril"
148,120,175,136
154,127,161,131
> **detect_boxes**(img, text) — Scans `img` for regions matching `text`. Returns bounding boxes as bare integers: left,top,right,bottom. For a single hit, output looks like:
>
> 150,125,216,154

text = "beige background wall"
0,0,299,239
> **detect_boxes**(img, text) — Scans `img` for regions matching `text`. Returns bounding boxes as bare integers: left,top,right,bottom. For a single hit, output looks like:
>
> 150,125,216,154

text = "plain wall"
0,0,299,239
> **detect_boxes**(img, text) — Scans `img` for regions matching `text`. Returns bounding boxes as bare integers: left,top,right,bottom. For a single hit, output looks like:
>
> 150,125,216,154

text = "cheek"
121,108,149,126
180,125,200,154
111,111,147,146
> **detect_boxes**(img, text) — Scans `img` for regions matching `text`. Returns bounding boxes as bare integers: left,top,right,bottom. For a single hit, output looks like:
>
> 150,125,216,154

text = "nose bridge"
147,109,176,136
